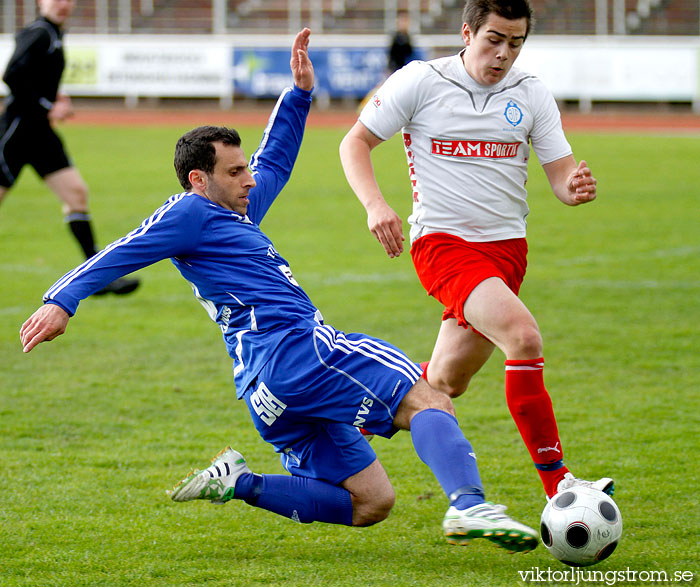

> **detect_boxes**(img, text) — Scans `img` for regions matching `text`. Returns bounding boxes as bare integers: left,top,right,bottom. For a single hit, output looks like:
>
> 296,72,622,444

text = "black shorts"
0,114,71,188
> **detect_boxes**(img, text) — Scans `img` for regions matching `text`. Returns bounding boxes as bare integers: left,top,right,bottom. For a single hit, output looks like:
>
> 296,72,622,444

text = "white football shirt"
359,52,572,243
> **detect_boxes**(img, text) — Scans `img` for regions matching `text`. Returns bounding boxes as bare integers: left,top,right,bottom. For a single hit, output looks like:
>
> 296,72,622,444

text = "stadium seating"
1,0,698,35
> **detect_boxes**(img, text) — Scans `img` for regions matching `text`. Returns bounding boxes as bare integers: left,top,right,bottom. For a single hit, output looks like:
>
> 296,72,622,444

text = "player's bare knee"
352,489,395,527
428,344,489,399
520,327,543,357
508,324,542,358
60,182,90,214
448,379,471,398
71,183,89,210
431,372,470,398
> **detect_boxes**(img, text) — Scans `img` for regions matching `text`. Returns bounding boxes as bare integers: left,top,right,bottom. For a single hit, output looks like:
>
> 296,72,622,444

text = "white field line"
301,271,416,287
552,246,700,267
555,279,700,289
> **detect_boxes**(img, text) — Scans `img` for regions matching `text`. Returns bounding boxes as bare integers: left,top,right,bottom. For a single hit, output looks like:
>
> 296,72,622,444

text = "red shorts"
410,233,528,330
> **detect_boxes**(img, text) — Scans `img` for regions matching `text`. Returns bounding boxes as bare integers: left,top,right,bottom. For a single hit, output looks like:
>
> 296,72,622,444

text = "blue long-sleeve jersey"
43,86,318,397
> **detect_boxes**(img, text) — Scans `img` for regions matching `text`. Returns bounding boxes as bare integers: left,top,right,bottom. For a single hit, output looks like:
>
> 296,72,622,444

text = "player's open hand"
367,201,405,258
567,159,597,204
290,28,314,91
20,304,70,353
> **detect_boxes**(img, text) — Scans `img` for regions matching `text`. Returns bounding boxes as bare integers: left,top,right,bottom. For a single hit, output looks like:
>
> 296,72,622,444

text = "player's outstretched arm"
290,28,314,91
20,304,70,353
543,156,597,206
339,122,405,258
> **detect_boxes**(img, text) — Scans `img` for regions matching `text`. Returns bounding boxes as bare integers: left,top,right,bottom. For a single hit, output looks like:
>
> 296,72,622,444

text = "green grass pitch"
0,119,698,586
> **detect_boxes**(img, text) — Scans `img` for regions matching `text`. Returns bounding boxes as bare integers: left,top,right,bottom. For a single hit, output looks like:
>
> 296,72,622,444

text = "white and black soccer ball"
540,486,622,567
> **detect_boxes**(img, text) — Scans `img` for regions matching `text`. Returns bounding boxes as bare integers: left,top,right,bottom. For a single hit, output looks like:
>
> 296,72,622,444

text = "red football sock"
505,358,568,497
420,361,430,381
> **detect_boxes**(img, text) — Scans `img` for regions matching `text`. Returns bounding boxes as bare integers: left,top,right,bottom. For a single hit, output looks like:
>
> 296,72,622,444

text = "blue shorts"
243,324,422,485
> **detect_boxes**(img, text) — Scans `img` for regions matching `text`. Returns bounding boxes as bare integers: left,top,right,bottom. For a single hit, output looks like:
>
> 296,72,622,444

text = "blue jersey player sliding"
20,28,537,552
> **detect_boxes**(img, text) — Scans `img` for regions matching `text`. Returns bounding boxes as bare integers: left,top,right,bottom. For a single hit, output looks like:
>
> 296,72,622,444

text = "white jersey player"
340,0,612,500
360,56,573,244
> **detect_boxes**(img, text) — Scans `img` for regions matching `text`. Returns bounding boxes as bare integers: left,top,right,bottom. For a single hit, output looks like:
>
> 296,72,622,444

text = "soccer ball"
540,486,622,567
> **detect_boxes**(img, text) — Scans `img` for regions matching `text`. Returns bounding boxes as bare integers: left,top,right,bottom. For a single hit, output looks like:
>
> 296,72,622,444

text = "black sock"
65,213,98,259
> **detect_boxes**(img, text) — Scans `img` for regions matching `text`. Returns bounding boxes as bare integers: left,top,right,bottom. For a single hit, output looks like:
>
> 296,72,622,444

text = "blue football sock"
234,473,354,525
410,408,485,510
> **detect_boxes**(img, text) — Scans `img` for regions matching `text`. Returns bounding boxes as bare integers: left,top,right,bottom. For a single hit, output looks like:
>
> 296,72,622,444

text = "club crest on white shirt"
504,100,524,127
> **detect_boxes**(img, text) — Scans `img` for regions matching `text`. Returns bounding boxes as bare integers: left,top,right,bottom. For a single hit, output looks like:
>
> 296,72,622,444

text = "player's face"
39,0,76,26
461,14,527,86
201,143,256,215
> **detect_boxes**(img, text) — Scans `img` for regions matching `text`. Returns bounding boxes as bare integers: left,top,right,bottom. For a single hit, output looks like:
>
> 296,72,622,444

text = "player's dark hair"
174,126,242,190
462,0,533,38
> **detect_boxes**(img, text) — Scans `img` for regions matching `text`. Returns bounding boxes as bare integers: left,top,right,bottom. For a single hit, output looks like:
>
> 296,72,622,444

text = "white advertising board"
0,34,698,106
516,37,698,101
95,40,231,97
0,36,231,99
